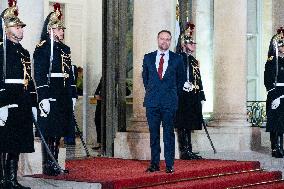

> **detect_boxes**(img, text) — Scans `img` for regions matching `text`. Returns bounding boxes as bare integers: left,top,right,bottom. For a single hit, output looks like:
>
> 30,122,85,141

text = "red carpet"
244,180,284,189
29,157,283,189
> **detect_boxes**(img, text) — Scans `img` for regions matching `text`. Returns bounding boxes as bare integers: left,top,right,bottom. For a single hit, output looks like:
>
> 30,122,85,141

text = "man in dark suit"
142,30,184,173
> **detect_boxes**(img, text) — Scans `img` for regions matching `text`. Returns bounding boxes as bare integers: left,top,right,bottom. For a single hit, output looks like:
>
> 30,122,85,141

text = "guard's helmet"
1,0,26,28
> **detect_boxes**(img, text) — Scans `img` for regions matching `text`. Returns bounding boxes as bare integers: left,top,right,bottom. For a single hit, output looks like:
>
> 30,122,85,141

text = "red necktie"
158,53,165,80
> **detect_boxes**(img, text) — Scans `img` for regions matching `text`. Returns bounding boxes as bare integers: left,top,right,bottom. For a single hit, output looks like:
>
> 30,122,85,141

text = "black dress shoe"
165,166,174,173
145,164,160,172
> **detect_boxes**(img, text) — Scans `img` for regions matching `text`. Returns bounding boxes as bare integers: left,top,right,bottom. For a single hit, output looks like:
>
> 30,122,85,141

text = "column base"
208,119,251,127
127,116,149,133
115,126,262,159
192,126,257,152
114,130,180,160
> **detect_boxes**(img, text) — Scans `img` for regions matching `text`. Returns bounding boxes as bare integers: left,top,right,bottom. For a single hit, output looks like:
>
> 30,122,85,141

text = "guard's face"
51,28,65,41
185,43,196,53
157,32,171,51
6,26,24,43
279,46,284,54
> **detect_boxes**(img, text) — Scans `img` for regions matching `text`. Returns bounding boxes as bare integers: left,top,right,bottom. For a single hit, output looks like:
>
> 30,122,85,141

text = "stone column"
273,0,284,31
195,0,214,113
115,0,178,159
0,1,5,15
193,0,252,152
129,0,176,132
85,0,102,146
261,0,272,99
210,0,249,127
18,0,44,53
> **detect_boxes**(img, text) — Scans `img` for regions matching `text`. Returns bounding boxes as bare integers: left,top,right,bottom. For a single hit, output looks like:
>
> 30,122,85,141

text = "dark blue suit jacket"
142,50,185,110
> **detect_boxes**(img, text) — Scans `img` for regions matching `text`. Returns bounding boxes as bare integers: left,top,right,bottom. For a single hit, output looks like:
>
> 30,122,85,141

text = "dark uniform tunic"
175,52,206,130
33,39,77,137
264,55,284,133
0,39,36,153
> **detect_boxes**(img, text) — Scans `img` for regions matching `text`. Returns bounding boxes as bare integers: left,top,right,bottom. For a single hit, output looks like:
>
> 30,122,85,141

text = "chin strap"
10,32,22,42
2,18,6,83
273,36,279,85
48,29,54,85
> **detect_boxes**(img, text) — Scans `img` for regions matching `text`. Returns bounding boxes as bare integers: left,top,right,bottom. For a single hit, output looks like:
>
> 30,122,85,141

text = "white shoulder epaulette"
268,56,274,61
36,40,46,48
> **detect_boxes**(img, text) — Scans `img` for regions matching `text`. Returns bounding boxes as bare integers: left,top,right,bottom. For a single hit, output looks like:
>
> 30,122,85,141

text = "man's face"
279,46,284,54
185,43,196,53
6,26,24,43
157,32,171,51
279,32,284,39
50,28,65,41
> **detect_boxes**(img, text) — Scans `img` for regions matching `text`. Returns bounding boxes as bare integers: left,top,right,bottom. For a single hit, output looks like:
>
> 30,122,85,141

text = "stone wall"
273,0,284,30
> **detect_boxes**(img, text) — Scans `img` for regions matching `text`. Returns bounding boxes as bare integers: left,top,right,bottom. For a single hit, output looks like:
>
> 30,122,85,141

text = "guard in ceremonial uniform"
264,36,284,158
33,3,77,176
175,23,205,160
0,1,36,189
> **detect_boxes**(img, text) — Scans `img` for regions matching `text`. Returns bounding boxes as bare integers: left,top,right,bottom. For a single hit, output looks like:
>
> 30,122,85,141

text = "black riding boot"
178,129,202,160
278,134,284,156
42,137,61,176
177,128,190,160
5,153,31,189
54,137,60,161
184,130,202,160
0,153,6,189
42,139,52,175
52,137,63,175
271,132,283,158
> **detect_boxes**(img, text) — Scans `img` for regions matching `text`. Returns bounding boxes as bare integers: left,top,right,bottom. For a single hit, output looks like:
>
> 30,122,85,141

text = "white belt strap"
37,85,49,89
47,73,69,78
5,79,24,84
276,83,284,86
267,88,275,93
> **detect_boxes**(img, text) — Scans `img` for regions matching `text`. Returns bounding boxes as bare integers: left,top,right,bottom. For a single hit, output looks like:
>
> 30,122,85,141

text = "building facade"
1,0,284,157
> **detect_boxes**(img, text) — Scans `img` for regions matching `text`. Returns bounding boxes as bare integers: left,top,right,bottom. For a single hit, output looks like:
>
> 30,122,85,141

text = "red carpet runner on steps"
30,157,284,189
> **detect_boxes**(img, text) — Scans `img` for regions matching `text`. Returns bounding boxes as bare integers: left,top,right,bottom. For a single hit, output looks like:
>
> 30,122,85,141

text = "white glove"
201,100,205,107
32,107,37,121
271,98,281,110
183,81,193,92
72,98,76,110
0,106,8,126
39,99,50,117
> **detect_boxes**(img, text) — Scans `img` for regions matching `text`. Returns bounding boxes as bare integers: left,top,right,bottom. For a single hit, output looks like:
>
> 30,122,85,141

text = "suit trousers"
146,107,175,167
